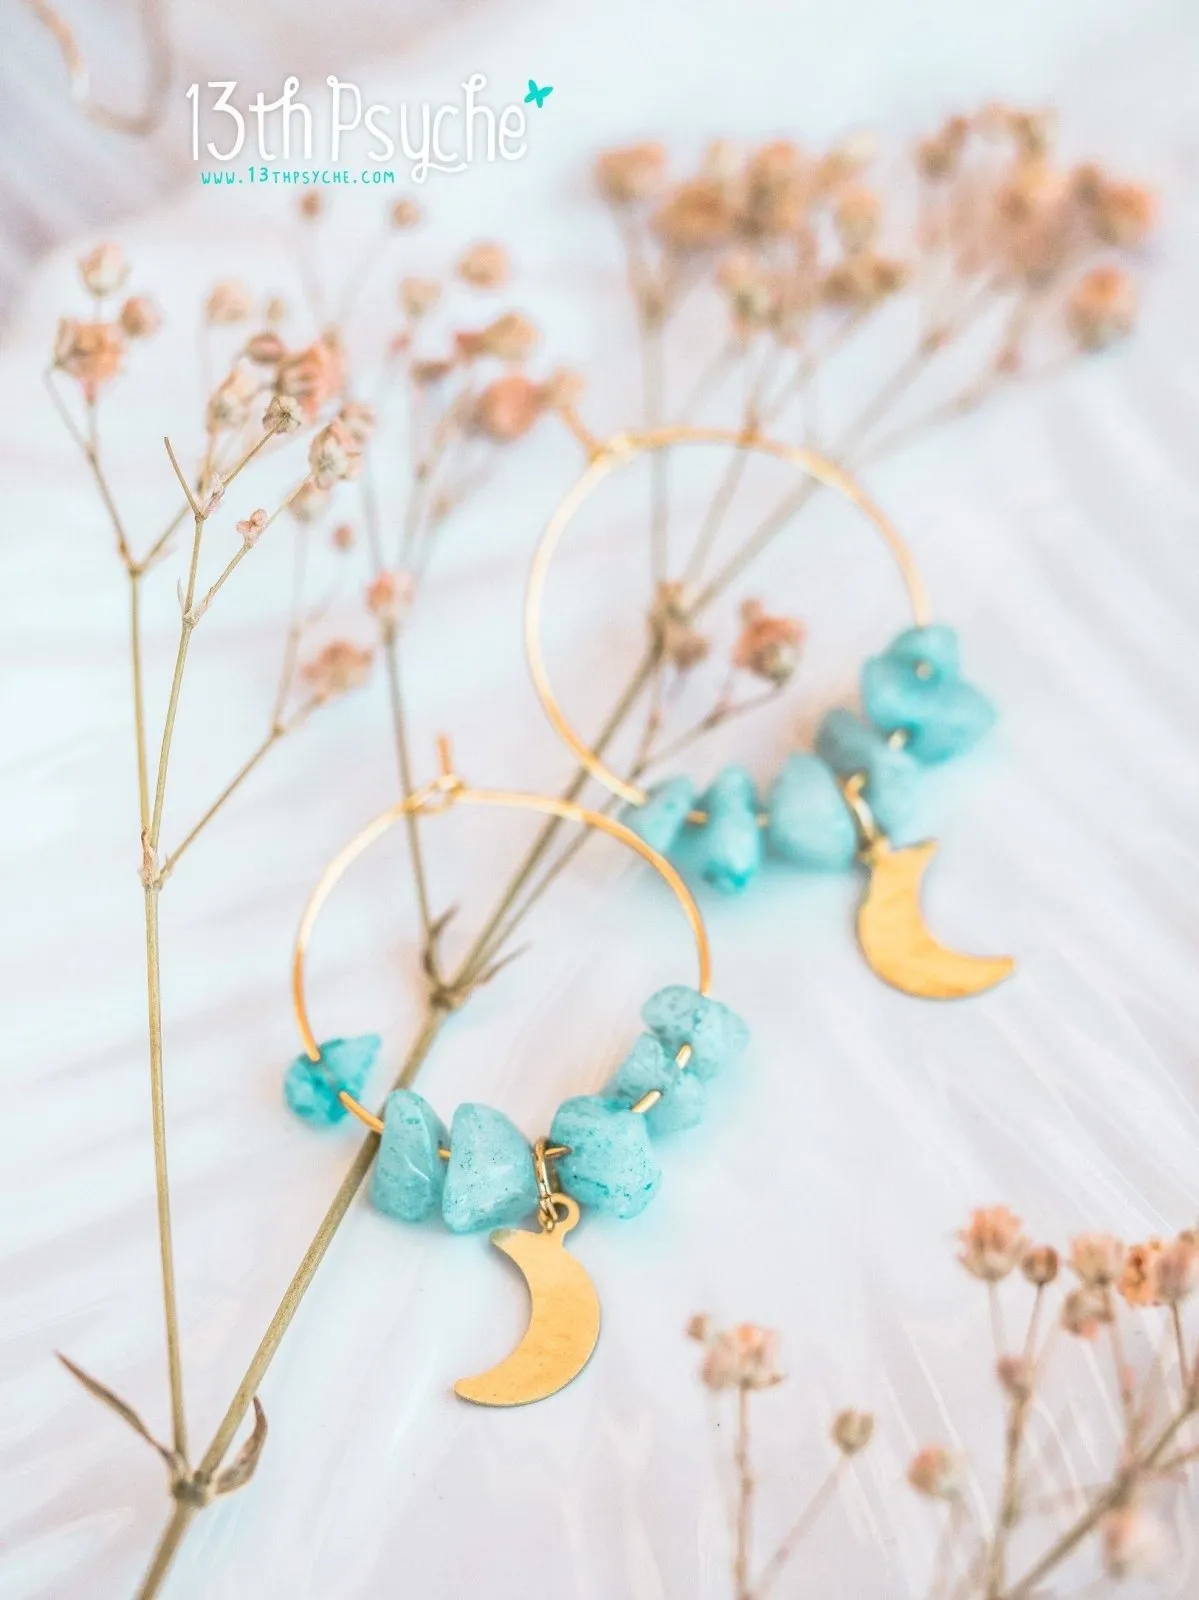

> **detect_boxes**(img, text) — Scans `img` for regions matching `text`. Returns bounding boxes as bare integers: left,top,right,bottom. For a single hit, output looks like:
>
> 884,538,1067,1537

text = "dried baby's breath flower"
205,280,254,325
1021,1245,1059,1287
1085,178,1158,250
337,401,376,446
1153,1232,1199,1305
651,581,709,672
685,1313,712,1343
412,358,454,386
301,639,373,700
833,185,880,254
54,319,124,398
732,599,804,686
236,508,268,546
298,191,323,221
717,252,776,335
308,418,363,485
206,369,258,432
400,277,441,319
1066,266,1138,351
654,178,734,251
365,568,414,627
958,1206,1027,1283
263,393,303,435
79,242,129,298
822,252,909,310
264,295,289,324
457,241,510,290
540,367,585,413
1062,1286,1112,1340
118,295,160,339
1119,1239,1165,1308
908,1446,963,1500
391,197,422,229
245,331,286,365
1007,107,1056,162
331,522,355,551
996,1355,1033,1401
288,479,332,524
700,1324,784,1392
831,1409,874,1455
465,311,539,363
595,142,667,205
741,140,809,237
1101,1503,1164,1579
471,373,545,441
276,337,344,421
1069,1233,1125,1287
916,116,969,181
816,130,876,193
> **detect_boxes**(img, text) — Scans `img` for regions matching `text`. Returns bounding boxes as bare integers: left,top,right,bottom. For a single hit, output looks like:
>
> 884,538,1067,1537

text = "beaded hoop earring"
284,740,747,1406
525,424,1014,1000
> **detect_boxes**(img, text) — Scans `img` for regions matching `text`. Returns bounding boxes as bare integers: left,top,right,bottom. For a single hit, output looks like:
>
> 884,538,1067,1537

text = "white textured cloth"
3,1,1199,1597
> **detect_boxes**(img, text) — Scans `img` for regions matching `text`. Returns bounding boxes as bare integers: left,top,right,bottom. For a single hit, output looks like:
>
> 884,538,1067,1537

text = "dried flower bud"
816,130,876,192
741,141,809,236
822,252,909,310
595,142,667,204
1153,1233,1199,1305
1008,108,1055,161
276,337,344,420
79,243,129,298
1089,180,1157,250
337,401,376,446
204,280,254,325
1021,1245,1059,1287
119,296,160,339
833,186,880,253
916,117,968,182
200,474,225,517
400,277,441,319
391,197,422,229
831,1409,874,1456
289,479,332,524
1119,1239,1165,1307
331,522,355,551
470,311,539,363
263,393,304,435
1061,1286,1111,1340
653,179,734,251
457,241,510,290
53,319,125,398
365,568,414,628
907,1446,963,1500
298,191,324,221
995,1355,1033,1401
685,1313,712,1343
412,358,454,387
264,295,289,324
731,599,804,686
1066,266,1137,352
236,508,269,546
958,1206,1027,1283
470,373,545,441
308,418,363,486
650,581,709,672
717,252,776,334
1068,1233,1125,1288
540,368,585,413
700,1324,784,1392
1101,1505,1164,1579
206,369,258,432
245,331,286,365
301,639,373,701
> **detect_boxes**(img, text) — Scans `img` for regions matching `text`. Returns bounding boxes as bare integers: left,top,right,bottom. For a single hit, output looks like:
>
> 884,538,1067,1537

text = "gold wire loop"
524,425,930,814
292,741,713,1139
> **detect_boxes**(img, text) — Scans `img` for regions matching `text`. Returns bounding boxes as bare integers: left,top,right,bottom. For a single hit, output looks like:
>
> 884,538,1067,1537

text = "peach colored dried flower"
834,186,880,254
470,311,539,363
717,252,776,335
907,1446,963,1500
1087,179,1158,250
236,508,268,546
732,599,804,686
1119,1239,1165,1307
119,296,160,339
337,401,376,446
289,479,332,524
365,568,415,627
54,319,125,398
1068,1233,1125,1287
1066,266,1138,351
301,640,373,701
309,418,362,486
1021,1244,1059,1286
822,252,909,310
246,331,286,365
1101,1504,1164,1579
265,295,289,324
916,116,969,181
741,140,809,236
391,197,422,229
831,1409,874,1455
400,277,441,319
206,368,258,432
1061,1285,1111,1340
1153,1232,1199,1305
958,1206,1027,1282
815,131,876,193
653,179,734,251
539,367,585,413
471,373,545,441
204,280,254,325
595,142,667,205
276,337,344,421
331,522,355,551
298,191,323,221
263,393,303,435
1007,108,1056,162
685,1313,713,1343
457,241,509,290
412,358,454,386
651,581,709,672
79,243,129,298
700,1323,784,1392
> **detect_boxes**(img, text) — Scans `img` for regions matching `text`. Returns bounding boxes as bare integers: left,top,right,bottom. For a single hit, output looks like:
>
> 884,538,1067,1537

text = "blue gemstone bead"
284,1034,380,1126
765,753,857,870
606,1032,706,1135
694,765,762,894
550,1095,661,1219
371,1089,448,1222
620,774,696,856
862,625,995,764
640,985,749,1083
815,708,918,837
441,1104,537,1233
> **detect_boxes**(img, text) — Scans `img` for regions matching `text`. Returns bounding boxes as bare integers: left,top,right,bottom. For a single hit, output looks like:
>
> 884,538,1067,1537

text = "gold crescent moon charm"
856,839,1015,1000
454,1196,601,1407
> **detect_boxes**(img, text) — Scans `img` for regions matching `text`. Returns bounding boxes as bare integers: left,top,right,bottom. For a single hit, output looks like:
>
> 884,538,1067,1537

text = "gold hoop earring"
284,738,746,1407
525,424,1014,1000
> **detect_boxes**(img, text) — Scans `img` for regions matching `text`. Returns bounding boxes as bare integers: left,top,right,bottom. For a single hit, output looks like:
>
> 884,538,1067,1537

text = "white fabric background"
3,0,1199,1596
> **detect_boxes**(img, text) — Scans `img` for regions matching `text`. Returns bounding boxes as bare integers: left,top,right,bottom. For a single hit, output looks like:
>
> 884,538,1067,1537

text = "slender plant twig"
755,1460,846,1598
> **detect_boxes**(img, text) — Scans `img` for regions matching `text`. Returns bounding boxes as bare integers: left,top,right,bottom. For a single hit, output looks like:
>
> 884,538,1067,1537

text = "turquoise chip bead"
606,1032,706,1135
765,753,857,870
862,625,996,764
640,985,749,1083
371,1089,448,1222
620,774,696,856
815,708,918,838
441,1103,537,1233
694,765,762,894
550,1095,661,1218
284,1034,380,1126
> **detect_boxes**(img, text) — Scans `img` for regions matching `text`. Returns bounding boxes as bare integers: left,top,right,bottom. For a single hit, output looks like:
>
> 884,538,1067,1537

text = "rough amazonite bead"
694,765,762,894
550,1095,661,1218
441,1103,537,1233
862,625,996,764
371,1089,448,1222
620,774,697,856
765,753,858,870
815,708,918,838
640,985,749,1083
284,1034,380,1126
606,1032,705,1135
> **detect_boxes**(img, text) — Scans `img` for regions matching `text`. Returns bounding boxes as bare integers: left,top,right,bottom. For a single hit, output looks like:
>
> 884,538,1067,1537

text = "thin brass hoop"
291,739,712,1136
525,425,931,816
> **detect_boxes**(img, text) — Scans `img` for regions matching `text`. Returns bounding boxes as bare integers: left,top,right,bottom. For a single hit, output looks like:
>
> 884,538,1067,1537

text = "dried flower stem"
755,1460,846,1599
733,1387,754,1600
